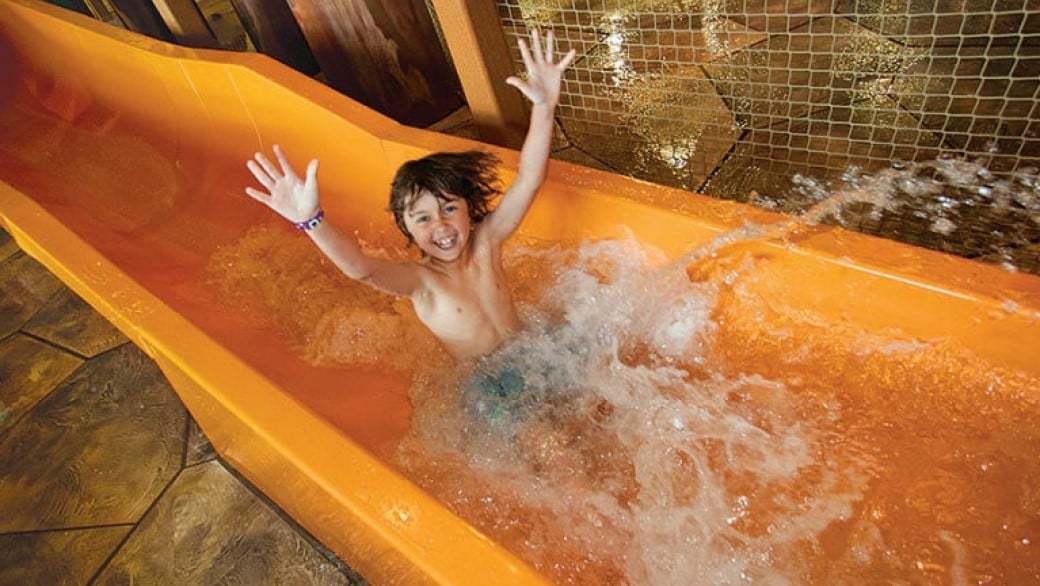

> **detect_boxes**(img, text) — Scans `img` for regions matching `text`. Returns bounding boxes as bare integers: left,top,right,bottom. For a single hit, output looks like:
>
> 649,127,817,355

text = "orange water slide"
1,0,1038,584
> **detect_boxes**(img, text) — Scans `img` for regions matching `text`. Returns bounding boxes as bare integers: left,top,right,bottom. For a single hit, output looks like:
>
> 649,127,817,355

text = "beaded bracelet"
294,208,325,232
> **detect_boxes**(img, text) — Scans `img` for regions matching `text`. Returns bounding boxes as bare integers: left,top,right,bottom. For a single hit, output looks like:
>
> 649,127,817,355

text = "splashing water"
751,156,1040,273
207,160,1040,584
391,168,1040,583
396,236,874,585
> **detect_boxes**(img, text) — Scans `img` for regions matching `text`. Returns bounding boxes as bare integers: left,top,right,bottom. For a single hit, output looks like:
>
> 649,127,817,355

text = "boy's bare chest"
417,263,500,317
413,257,512,334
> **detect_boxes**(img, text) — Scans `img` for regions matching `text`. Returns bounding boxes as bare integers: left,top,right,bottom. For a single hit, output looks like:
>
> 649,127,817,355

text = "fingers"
273,144,297,178
246,159,275,190
304,159,319,185
253,150,280,179
245,147,319,215
248,144,298,182
558,48,577,70
521,29,574,69
517,36,534,72
247,144,304,193
244,186,269,204
529,28,544,64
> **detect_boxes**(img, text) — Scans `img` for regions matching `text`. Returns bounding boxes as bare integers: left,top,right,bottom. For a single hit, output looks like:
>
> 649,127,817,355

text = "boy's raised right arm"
246,145,420,296
480,29,575,244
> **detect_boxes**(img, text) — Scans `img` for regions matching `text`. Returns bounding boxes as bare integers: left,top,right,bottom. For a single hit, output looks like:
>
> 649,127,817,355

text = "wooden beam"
106,0,174,41
428,0,528,149
151,0,220,48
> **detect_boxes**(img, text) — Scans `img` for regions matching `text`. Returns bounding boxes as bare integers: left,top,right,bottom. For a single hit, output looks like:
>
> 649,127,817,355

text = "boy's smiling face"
403,190,472,263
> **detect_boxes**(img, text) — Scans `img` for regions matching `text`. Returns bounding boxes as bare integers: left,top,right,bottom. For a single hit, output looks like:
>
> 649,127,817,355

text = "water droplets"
399,236,873,584
930,217,957,235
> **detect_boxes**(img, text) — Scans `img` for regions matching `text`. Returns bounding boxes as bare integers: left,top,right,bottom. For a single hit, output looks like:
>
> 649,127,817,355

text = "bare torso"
410,234,520,361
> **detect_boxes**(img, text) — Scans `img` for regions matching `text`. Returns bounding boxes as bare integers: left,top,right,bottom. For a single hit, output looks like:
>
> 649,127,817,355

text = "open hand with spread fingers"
506,28,577,107
245,144,320,224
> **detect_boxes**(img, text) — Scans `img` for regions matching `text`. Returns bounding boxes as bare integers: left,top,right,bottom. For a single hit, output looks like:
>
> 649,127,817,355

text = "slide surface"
2,0,1038,583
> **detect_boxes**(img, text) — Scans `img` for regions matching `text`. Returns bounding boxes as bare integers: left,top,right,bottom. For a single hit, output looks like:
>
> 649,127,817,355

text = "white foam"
397,236,874,584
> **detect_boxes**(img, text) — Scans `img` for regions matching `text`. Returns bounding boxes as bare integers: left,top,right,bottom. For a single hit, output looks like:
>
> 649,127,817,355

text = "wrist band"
294,208,325,231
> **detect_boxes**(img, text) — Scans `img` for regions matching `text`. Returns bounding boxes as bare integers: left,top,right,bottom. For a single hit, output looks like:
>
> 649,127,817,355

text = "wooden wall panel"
152,0,219,48
286,0,463,127
229,0,319,75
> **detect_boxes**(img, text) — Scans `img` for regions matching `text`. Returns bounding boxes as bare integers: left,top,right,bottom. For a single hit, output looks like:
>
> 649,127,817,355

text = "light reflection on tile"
23,287,129,358
95,460,359,585
0,526,130,585
0,334,83,435
0,344,185,532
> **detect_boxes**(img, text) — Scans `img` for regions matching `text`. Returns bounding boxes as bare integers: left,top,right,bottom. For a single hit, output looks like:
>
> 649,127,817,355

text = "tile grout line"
214,454,367,584
83,358,196,585
4,240,361,583
85,465,188,585
0,522,136,538
18,328,130,363
179,403,192,470
0,332,89,442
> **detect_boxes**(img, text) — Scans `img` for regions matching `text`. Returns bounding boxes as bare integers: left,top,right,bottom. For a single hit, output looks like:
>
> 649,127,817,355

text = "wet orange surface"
2,0,1039,583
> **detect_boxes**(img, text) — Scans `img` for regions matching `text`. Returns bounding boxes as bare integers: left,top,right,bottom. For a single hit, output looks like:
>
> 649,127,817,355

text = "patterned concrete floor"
0,227,365,585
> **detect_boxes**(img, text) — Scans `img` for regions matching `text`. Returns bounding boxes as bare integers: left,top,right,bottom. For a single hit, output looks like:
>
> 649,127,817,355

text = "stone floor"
0,227,365,584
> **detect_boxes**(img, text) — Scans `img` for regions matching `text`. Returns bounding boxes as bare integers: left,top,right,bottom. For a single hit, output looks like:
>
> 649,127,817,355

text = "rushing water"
208,158,1040,584
395,235,879,584
391,229,1038,584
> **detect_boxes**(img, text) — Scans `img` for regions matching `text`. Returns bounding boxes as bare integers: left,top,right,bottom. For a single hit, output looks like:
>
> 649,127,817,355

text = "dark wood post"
229,0,319,75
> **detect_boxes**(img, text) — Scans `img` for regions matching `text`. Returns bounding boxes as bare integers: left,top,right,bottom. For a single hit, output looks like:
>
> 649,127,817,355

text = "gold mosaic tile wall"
496,1,1040,271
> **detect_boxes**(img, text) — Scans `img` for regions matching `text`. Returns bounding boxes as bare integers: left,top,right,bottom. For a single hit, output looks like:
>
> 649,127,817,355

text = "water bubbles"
935,194,959,211
398,236,875,585
841,167,863,188
929,217,956,235
1016,170,1037,189
658,139,693,169
773,157,1040,274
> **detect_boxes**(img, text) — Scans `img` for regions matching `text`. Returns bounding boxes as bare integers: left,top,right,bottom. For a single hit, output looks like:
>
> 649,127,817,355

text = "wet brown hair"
389,151,501,244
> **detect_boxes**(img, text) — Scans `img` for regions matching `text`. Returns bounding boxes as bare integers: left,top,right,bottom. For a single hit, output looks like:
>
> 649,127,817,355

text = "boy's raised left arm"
482,29,576,243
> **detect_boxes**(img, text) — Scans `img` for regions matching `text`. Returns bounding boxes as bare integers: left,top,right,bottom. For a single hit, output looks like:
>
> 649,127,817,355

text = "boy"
246,29,576,362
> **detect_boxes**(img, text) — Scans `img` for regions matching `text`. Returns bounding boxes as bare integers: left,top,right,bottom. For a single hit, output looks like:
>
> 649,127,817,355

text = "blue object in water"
468,365,526,425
